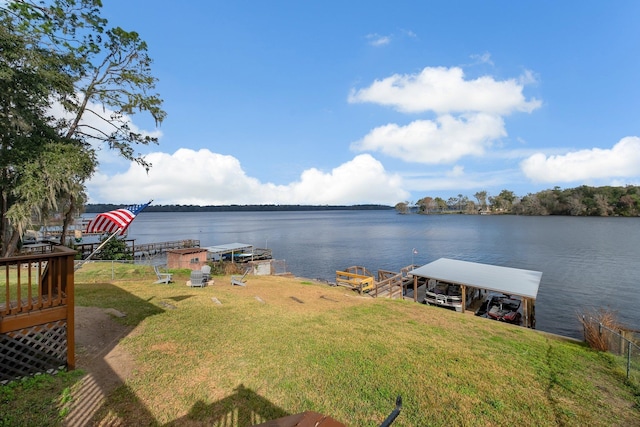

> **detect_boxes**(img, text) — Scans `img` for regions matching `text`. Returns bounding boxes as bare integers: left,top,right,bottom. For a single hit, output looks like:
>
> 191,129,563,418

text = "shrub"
206,260,245,276
94,236,133,261
579,308,622,351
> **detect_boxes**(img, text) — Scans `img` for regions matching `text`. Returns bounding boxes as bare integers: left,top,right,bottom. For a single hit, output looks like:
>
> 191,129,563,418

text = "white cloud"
366,33,391,47
351,114,506,164
86,149,409,205
401,29,417,38
348,66,541,115
447,165,465,177
520,137,640,183
470,52,494,66
518,69,538,86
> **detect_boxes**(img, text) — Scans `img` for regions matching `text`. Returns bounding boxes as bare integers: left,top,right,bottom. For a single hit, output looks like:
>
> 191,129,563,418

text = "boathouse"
203,242,254,263
409,258,542,328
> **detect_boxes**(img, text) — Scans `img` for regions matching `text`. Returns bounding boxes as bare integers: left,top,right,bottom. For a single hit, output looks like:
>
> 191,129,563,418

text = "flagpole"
74,228,122,271
77,200,152,270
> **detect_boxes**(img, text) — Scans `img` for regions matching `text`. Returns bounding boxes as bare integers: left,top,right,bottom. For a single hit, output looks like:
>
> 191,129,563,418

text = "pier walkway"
75,239,200,260
335,265,415,299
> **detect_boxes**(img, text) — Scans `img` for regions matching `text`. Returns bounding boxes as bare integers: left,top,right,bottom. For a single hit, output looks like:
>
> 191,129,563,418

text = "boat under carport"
409,258,542,328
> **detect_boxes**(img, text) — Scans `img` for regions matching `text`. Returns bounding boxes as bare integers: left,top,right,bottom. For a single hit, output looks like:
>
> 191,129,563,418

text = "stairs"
372,270,405,299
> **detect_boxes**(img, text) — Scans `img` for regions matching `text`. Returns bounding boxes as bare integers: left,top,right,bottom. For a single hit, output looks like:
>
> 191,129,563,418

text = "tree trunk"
60,195,76,247
0,190,7,256
2,229,21,258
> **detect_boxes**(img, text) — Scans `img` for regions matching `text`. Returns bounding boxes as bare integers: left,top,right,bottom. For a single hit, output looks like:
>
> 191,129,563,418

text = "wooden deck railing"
373,270,404,298
335,270,375,294
73,239,200,259
336,265,415,298
1,246,76,383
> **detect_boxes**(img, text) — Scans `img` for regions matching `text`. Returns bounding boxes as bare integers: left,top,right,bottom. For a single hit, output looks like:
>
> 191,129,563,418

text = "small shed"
409,258,542,328
167,247,208,270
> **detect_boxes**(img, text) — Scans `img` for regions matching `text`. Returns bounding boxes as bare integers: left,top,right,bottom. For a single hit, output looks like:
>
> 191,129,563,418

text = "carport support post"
413,276,418,302
461,285,466,313
523,297,529,328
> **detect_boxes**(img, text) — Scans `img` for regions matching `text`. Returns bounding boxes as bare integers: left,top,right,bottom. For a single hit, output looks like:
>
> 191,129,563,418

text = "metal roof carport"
409,258,543,328
203,242,254,262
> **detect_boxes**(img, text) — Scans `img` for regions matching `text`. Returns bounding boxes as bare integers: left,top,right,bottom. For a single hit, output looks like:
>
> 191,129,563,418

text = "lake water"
123,210,640,339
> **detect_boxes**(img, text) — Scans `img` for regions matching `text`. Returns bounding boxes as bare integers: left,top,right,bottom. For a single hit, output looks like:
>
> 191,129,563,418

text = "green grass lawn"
2,263,639,426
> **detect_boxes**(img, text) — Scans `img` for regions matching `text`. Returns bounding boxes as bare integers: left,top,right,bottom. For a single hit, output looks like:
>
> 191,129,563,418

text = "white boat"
422,279,465,312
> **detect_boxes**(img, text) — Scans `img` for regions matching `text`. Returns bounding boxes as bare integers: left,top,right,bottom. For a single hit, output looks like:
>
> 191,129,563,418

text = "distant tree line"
84,204,394,213
395,185,640,217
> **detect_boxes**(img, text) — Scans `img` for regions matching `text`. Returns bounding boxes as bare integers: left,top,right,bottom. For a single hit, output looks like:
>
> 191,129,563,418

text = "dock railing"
374,270,404,298
74,239,200,260
336,266,412,298
335,270,375,294
1,246,76,383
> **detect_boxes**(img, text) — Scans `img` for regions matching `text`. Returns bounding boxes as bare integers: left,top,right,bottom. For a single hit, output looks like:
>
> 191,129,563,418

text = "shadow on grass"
73,282,291,426
167,384,290,426
168,294,195,302
66,281,166,426
75,280,166,326
92,383,290,426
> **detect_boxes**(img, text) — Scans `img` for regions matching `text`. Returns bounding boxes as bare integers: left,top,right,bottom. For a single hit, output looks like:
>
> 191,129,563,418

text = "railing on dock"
336,265,415,298
374,270,404,298
134,239,200,257
335,268,375,294
73,239,200,259
1,246,76,383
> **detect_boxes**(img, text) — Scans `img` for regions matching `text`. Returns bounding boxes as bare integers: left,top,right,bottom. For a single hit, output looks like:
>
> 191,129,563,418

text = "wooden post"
530,299,536,329
523,297,529,328
461,285,466,313
65,250,75,370
413,276,417,302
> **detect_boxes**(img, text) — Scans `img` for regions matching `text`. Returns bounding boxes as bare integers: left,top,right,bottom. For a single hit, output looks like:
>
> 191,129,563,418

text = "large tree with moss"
0,12,91,256
0,0,165,256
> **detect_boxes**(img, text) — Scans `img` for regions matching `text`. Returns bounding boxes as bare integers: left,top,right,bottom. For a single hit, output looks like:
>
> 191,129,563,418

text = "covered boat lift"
203,242,254,262
409,258,542,328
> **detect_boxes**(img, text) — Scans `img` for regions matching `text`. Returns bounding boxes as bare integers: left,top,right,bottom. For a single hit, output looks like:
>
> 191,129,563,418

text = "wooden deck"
1,246,76,383
335,265,415,299
335,267,375,293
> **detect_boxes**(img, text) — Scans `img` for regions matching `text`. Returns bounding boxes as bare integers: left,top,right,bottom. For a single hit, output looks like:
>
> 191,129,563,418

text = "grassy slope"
2,263,639,426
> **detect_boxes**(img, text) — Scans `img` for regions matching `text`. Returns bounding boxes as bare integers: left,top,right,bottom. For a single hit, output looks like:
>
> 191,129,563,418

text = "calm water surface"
124,210,640,338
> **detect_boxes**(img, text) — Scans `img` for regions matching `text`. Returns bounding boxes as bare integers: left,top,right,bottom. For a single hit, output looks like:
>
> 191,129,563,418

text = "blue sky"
84,1,640,205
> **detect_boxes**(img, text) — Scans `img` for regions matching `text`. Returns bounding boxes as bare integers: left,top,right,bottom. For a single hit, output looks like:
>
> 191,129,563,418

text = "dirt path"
64,307,137,427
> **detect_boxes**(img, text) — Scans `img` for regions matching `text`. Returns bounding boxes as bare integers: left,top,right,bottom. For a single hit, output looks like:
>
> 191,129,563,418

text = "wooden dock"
74,239,200,259
335,266,375,293
335,265,415,298
133,240,200,258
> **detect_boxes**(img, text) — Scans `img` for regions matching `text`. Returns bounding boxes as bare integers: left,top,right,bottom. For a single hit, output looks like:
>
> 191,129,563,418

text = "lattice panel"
0,321,68,384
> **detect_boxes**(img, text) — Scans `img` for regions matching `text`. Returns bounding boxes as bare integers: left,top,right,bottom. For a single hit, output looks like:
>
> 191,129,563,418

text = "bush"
203,261,245,276
94,236,133,261
579,308,622,351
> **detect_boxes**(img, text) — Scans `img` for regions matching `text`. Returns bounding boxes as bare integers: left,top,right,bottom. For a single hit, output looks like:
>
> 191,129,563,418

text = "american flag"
85,201,151,235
